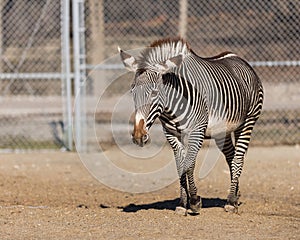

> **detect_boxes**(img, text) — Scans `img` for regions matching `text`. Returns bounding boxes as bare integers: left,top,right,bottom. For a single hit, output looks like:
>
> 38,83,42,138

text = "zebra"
119,38,263,215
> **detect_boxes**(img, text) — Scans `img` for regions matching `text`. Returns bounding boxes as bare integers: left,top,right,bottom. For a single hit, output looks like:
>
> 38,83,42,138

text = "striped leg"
179,173,189,210
215,135,235,179
185,129,205,214
164,128,204,215
163,129,189,215
226,115,259,212
187,167,201,214
215,135,237,211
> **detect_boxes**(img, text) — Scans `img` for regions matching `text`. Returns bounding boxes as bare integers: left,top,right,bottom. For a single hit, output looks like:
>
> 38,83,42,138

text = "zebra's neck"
137,38,191,70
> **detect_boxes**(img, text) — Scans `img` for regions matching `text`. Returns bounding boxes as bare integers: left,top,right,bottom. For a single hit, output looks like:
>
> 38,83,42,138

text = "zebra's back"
178,53,263,137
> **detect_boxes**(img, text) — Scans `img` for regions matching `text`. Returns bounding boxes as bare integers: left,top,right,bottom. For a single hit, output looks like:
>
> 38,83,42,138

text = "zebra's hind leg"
226,116,259,212
215,136,237,212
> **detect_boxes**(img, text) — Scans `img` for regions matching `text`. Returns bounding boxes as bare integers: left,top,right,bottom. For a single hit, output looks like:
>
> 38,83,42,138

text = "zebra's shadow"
122,198,227,213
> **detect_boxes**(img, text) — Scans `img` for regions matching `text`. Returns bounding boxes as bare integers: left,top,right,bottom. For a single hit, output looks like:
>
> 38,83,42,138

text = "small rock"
224,204,238,213
99,203,110,209
175,206,187,216
77,204,88,209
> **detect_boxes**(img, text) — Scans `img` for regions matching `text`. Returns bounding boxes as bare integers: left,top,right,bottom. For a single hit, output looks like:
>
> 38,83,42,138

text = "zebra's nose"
131,133,150,147
142,134,149,143
131,118,150,147
142,134,150,145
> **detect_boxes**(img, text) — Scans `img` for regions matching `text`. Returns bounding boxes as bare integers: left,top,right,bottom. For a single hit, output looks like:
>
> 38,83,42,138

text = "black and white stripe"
120,38,264,214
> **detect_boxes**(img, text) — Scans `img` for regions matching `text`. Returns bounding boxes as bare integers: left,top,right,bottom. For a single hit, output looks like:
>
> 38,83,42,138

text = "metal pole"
79,0,87,152
72,0,87,152
61,0,73,150
72,0,81,152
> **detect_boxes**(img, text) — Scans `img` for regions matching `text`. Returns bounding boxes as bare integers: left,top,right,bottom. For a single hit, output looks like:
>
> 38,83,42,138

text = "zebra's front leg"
184,128,205,214
164,127,204,215
175,173,189,216
185,129,205,214
187,167,202,214
163,130,189,215
176,167,202,215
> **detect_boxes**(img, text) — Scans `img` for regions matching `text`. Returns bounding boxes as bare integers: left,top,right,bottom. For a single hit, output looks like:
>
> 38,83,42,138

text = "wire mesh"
85,0,300,146
0,0,65,150
1,0,299,149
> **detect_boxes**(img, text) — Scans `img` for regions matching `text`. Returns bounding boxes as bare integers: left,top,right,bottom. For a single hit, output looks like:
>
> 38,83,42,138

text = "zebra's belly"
205,116,241,138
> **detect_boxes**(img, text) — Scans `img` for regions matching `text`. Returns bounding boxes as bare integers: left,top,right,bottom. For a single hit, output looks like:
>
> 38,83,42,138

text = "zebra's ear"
155,54,183,74
118,47,138,72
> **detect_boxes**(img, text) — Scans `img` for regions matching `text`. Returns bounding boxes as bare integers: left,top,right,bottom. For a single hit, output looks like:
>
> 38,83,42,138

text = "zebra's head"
119,41,187,147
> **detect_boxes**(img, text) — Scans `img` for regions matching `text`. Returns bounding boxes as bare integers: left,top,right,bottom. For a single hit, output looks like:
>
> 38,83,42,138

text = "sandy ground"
0,146,299,239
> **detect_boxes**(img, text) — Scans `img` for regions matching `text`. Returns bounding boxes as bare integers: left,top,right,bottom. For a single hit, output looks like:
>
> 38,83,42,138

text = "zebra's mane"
137,38,191,70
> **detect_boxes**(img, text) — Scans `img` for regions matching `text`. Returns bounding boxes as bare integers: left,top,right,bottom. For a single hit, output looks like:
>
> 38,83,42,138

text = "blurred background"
0,0,299,151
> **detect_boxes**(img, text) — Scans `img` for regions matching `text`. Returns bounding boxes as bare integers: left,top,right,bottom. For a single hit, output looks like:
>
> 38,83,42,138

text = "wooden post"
179,0,188,39
88,0,105,98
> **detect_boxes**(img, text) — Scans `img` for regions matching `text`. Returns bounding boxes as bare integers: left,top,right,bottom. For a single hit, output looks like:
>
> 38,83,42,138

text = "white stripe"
135,111,144,125
214,53,237,60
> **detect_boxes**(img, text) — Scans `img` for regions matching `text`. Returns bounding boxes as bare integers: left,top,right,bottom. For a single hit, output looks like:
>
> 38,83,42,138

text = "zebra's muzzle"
131,119,150,147
131,133,150,147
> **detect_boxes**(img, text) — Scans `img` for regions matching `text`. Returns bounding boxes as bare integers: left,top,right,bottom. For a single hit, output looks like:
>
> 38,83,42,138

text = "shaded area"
122,198,227,213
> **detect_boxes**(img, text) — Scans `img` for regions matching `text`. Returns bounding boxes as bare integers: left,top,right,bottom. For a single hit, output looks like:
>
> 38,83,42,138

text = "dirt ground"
0,146,299,239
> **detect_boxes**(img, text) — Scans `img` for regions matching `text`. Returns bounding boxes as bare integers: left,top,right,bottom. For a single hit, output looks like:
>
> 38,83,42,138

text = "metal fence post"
61,0,73,151
72,0,87,152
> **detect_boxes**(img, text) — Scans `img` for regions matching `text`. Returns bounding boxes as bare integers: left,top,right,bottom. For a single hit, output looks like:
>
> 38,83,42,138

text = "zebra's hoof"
190,204,201,214
175,206,187,216
190,196,202,214
224,204,238,213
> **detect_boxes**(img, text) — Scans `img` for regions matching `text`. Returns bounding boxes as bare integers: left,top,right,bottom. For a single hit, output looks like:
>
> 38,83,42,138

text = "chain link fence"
85,0,300,147
0,0,66,150
1,0,299,150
